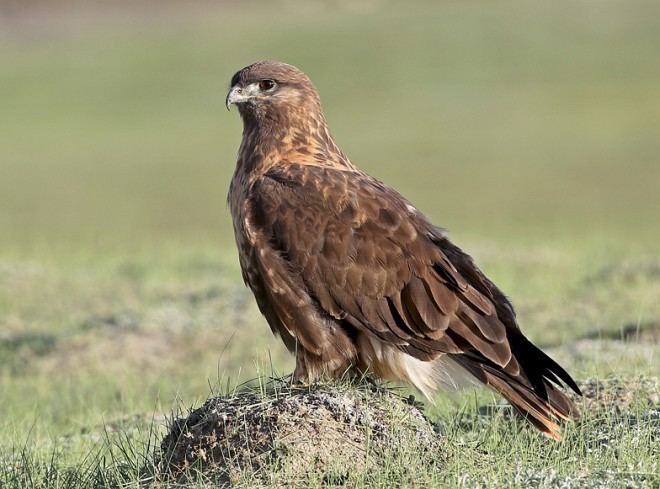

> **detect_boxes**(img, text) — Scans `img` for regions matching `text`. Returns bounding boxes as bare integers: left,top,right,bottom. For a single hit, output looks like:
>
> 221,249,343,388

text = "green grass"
0,0,659,487
1,244,657,487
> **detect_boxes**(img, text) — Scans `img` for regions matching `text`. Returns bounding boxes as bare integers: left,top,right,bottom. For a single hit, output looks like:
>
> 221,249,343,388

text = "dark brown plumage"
226,60,581,439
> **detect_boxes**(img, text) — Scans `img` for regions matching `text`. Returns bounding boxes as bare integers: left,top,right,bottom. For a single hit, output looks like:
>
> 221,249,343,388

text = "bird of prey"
226,60,581,439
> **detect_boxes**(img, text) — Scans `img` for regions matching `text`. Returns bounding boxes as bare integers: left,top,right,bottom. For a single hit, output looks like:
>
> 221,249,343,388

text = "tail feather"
508,334,582,396
451,336,581,440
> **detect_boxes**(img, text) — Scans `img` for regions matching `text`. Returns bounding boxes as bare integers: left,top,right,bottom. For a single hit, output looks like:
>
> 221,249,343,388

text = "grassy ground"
1,1,659,487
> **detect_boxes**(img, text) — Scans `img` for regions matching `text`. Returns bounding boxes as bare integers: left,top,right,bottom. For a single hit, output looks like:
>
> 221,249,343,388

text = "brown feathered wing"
248,163,581,439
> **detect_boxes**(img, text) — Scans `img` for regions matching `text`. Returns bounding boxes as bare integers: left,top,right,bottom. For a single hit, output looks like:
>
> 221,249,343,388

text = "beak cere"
226,82,263,111
226,83,260,110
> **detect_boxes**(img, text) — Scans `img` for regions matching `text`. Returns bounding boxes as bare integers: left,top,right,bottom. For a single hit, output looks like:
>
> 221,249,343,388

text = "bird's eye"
259,79,276,91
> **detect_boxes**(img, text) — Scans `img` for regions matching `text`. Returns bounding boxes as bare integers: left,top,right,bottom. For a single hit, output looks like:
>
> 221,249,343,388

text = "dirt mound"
572,377,659,411
155,382,440,486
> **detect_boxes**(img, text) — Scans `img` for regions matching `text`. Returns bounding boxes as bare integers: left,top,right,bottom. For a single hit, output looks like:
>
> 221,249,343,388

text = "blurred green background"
2,0,659,254
0,0,659,466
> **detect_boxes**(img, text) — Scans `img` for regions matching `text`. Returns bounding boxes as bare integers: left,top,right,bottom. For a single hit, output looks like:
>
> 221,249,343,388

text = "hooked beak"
226,84,258,111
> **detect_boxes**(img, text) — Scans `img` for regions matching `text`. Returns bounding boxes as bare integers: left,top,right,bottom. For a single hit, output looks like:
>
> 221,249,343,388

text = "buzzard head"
226,61,321,122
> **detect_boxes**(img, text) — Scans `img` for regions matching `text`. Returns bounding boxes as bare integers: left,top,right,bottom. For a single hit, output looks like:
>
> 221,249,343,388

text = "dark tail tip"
455,350,580,440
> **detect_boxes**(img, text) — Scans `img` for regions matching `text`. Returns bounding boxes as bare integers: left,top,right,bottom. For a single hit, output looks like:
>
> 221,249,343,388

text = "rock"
155,382,441,486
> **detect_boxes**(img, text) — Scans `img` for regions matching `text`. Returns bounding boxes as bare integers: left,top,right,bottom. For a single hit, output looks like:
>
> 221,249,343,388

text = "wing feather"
250,164,512,368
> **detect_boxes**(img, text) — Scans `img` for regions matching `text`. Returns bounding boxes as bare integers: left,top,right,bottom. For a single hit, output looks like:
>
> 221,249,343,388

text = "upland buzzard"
226,61,581,439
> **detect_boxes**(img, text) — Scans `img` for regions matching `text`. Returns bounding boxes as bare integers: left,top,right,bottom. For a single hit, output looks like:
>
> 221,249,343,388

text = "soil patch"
155,382,440,486
571,377,658,412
